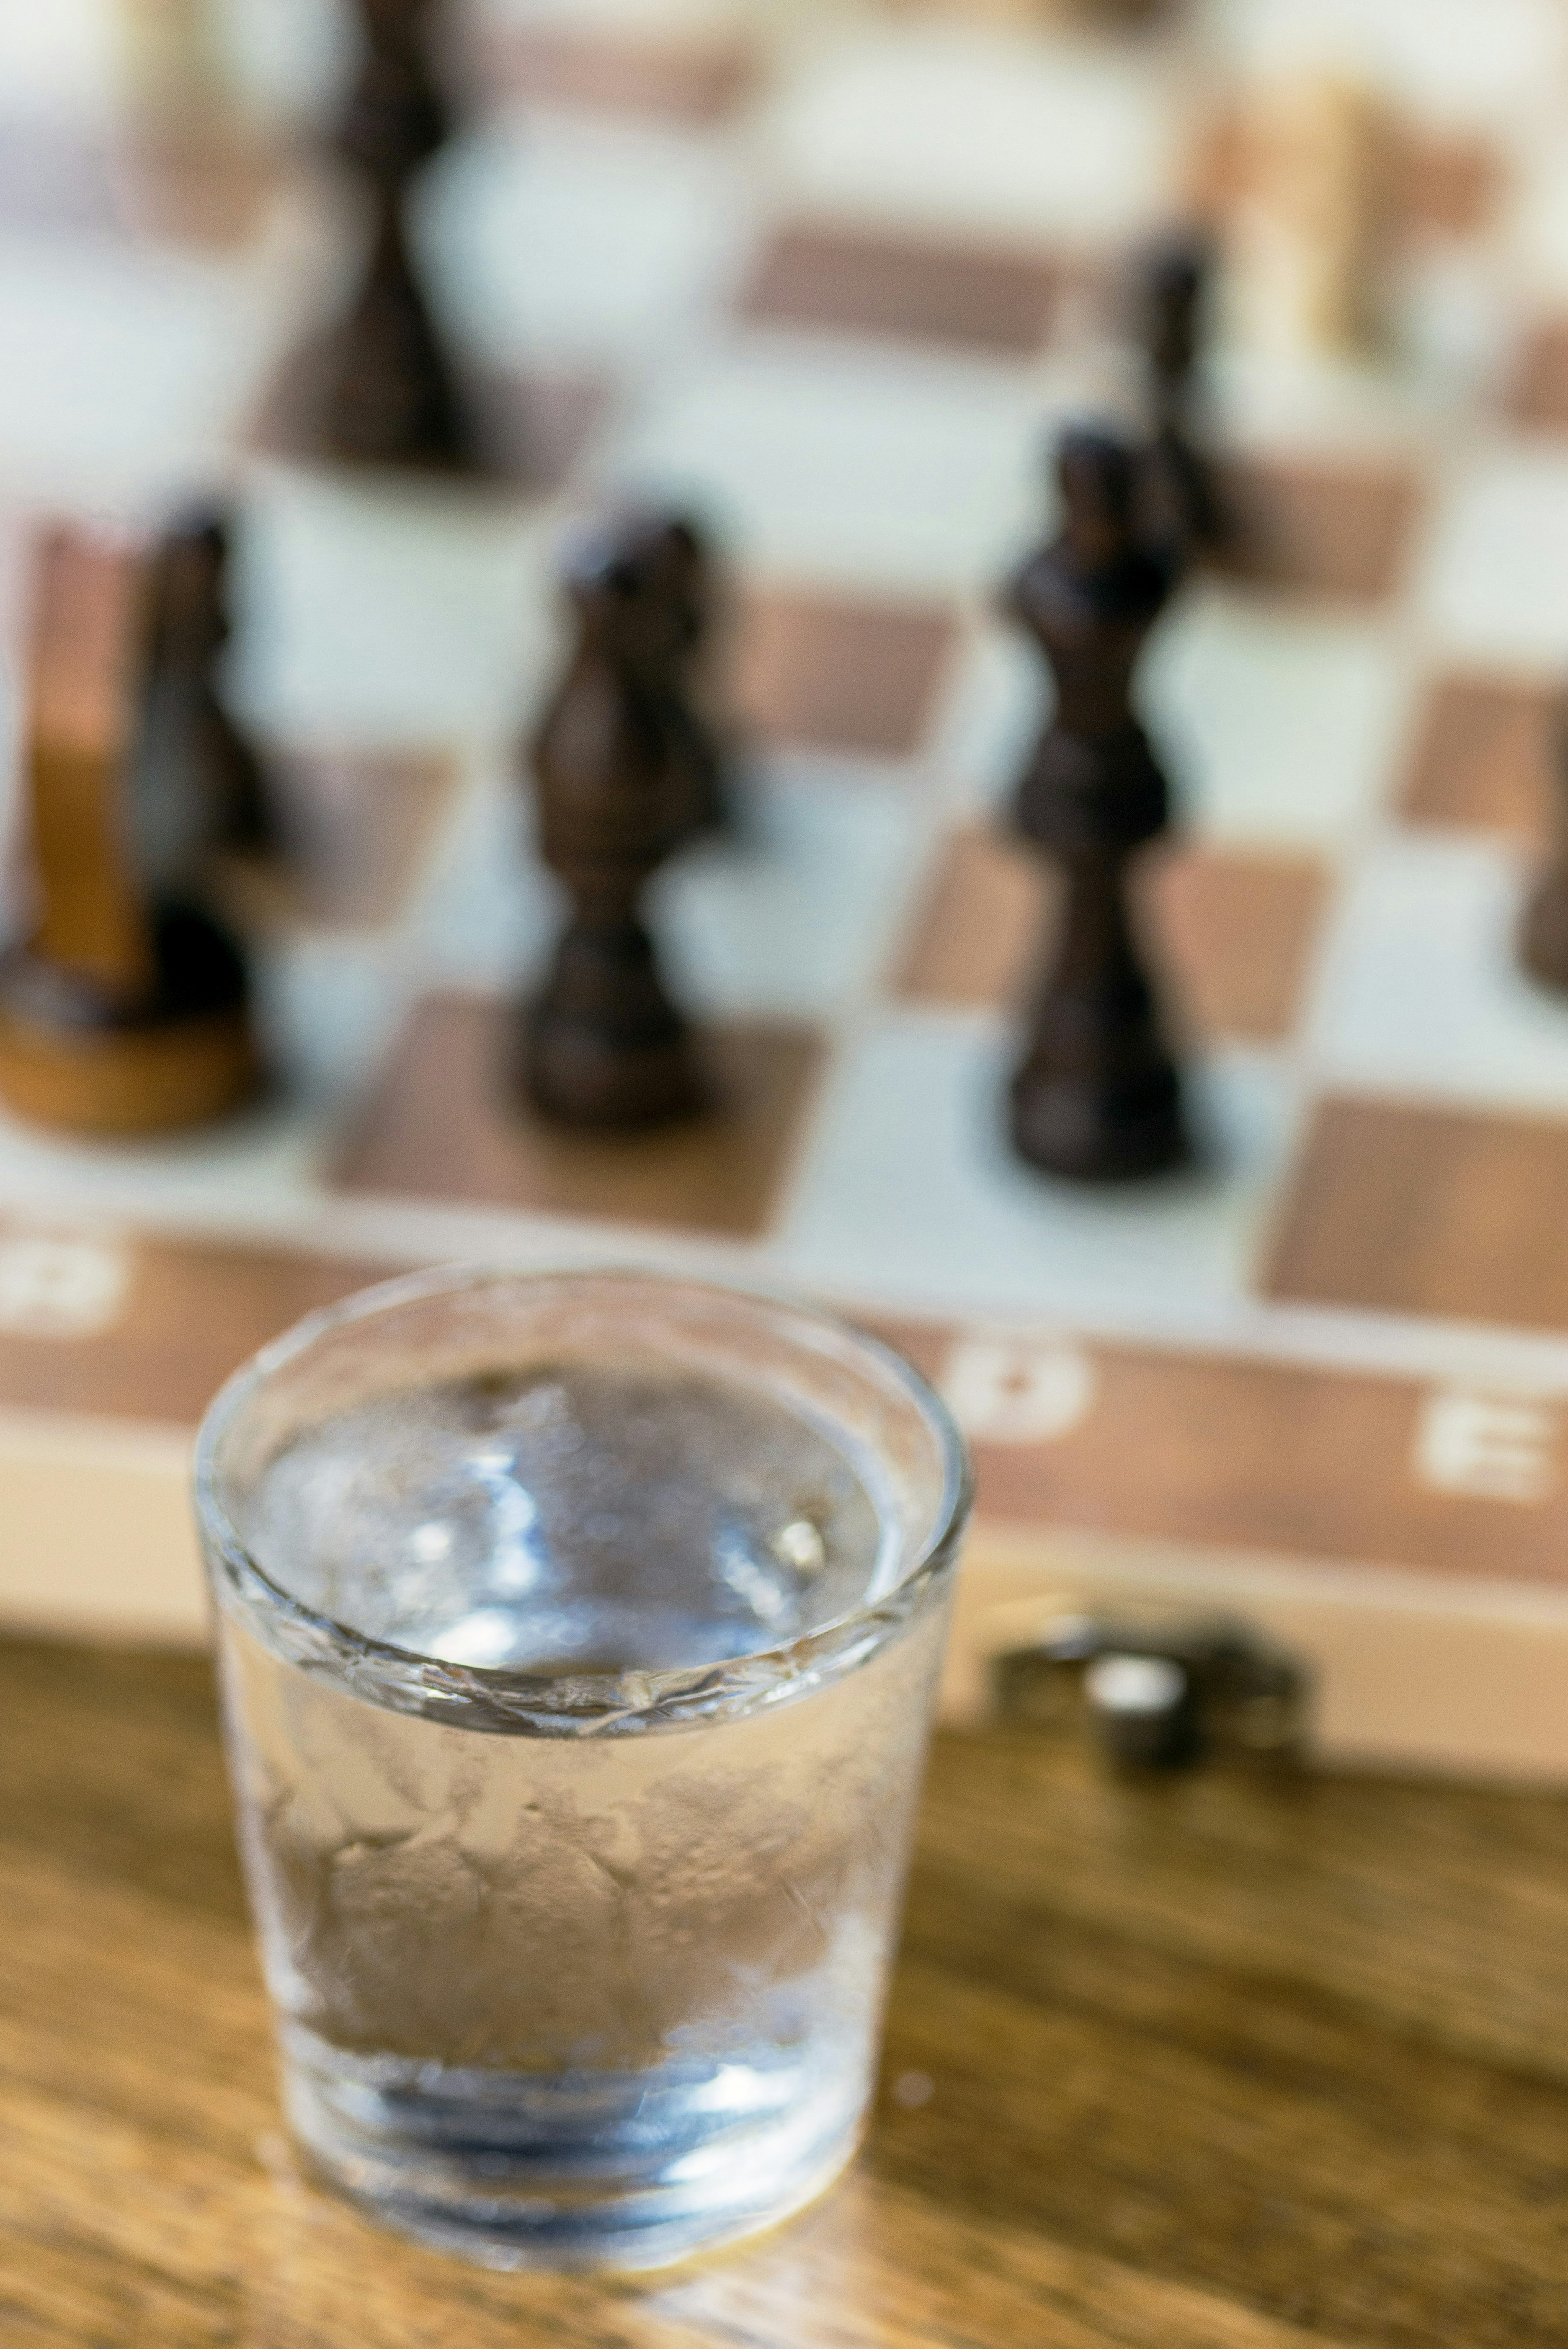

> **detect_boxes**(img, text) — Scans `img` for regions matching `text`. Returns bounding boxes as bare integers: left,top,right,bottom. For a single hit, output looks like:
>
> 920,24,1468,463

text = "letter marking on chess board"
1414,1389,1558,1505
939,1334,1097,1445
0,1231,133,1338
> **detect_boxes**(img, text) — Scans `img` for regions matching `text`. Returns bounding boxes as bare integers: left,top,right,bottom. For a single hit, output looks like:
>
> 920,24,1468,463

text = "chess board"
10,0,1568,1779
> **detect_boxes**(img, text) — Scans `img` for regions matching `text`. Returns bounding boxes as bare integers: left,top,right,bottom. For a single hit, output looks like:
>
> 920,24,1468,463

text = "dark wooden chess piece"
0,527,259,1136
140,504,272,855
1135,231,1227,562
307,0,483,471
520,518,711,1129
1004,427,1189,1182
1519,700,1568,991
646,511,731,839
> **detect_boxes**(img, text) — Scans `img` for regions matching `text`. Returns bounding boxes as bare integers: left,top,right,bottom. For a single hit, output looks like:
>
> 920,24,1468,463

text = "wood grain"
737,589,960,758
741,223,1062,356
896,829,1330,1043
1264,1094,1568,1330
336,995,825,1239
878,1315,1568,1588
6,1637,1568,2345
1401,671,1559,840
0,1001,258,1138
0,1228,385,1422
1215,457,1421,602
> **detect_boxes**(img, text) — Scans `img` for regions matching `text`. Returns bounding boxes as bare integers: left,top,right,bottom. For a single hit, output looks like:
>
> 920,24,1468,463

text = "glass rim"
192,1262,974,1734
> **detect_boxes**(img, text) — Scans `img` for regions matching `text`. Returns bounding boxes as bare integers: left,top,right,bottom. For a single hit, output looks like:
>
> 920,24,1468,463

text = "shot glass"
194,1267,971,2271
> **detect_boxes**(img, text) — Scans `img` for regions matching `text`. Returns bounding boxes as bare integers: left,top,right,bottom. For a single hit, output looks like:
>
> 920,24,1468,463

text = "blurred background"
7,0,1568,1777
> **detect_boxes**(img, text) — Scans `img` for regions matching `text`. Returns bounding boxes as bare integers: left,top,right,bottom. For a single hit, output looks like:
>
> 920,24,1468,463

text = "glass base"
281,2027,866,2273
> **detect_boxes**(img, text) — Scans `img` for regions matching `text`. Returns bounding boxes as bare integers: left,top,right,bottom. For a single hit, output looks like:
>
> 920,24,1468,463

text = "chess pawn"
0,528,258,1136
139,505,272,856
310,0,483,472
521,521,710,1129
1519,705,1568,993
1005,428,1189,1182
1135,232,1227,561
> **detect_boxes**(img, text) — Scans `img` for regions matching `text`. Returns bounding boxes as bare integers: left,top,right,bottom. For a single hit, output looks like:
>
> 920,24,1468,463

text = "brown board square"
735,589,959,758
1192,107,1502,243
895,828,1041,1006
1264,1095,1568,1331
335,994,825,1240
479,24,754,121
1509,320,1568,432
876,1315,1568,1589
117,126,285,249
1401,672,1560,841
218,747,460,930
1214,454,1422,601
1398,133,1503,238
0,1224,389,1425
895,828,1329,1043
1158,849,1332,1038
0,119,281,249
253,354,606,496
740,223,1061,357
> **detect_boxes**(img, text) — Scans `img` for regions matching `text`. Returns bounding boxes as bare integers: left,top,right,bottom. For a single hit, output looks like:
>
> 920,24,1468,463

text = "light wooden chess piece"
520,519,711,1129
116,0,233,125
1222,71,1397,357
0,528,259,1137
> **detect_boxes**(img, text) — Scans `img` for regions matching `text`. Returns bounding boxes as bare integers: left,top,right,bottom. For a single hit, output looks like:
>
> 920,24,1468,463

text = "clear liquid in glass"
217,1360,950,2269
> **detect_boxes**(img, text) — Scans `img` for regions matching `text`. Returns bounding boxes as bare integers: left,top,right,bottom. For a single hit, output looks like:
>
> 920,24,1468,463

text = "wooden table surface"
7,1638,1568,2347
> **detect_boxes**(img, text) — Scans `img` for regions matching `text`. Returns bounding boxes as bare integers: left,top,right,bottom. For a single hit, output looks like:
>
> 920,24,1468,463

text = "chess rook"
302,0,483,472
1224,73,1396,358
1004,428,1189,1182
521,519,711,1129
0,527,258,1136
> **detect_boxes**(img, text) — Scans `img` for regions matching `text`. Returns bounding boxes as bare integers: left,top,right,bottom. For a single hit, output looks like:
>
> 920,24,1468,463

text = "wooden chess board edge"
952,1522,1568,1784
7,1409,1568,1783
0,1409,200,1648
